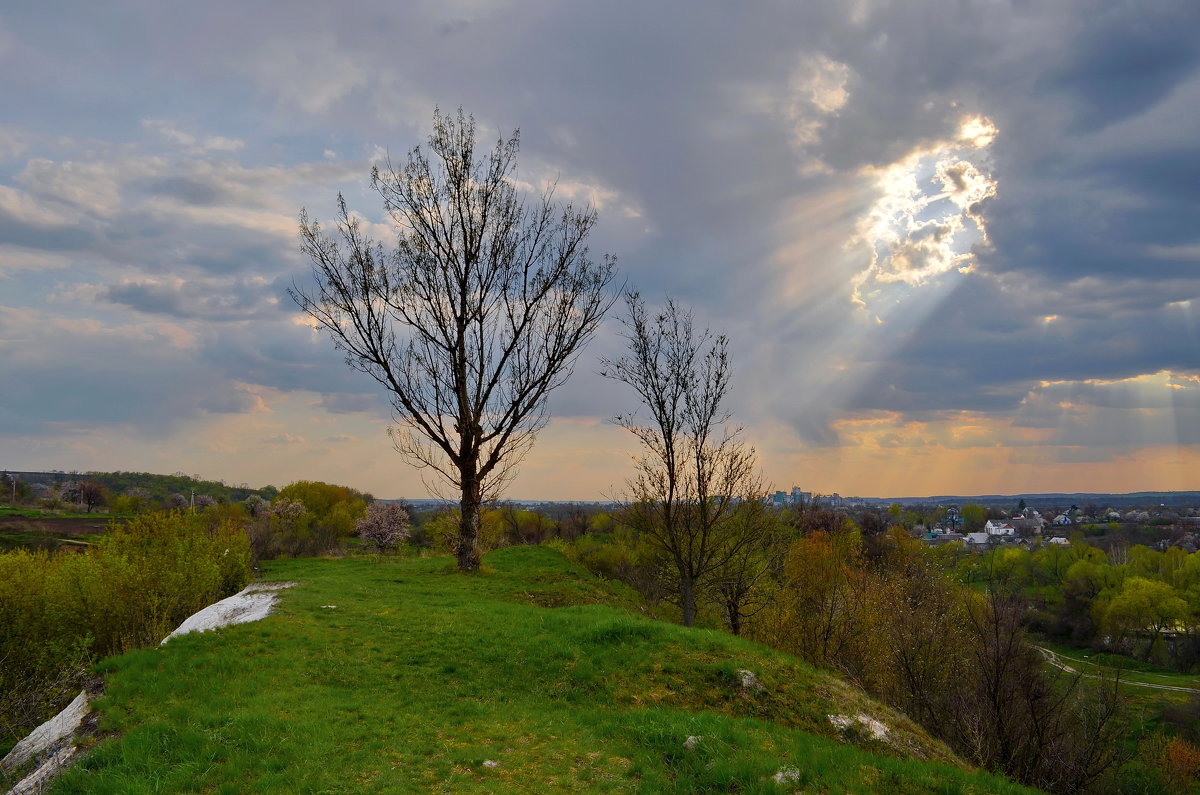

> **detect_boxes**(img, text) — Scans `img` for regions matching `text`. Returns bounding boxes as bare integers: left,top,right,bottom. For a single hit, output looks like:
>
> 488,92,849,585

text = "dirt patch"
0,517,122,535
0,517,127,552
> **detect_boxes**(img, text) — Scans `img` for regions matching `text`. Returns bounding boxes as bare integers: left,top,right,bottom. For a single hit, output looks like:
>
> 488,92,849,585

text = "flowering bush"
356,502,411,552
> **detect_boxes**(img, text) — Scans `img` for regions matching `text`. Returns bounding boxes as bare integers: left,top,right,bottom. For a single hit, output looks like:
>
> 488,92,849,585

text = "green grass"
51,547,1033,793
0,506,121,519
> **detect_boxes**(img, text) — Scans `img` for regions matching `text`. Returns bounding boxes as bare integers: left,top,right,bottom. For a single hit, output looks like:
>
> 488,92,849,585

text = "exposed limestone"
737,669,764,692
772,766,801,785
3,580,295,793
683,735,702,750
1,690,88,773
161,581,296,644
828,713,890,742
5,746,78,795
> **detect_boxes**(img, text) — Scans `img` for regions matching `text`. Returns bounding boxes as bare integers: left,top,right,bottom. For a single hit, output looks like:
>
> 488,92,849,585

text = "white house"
984,520,1016,536
1047,536,1070,545
966,532,990,546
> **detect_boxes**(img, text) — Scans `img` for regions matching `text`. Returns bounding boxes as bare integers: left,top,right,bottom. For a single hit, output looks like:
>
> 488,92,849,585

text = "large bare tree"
602,293,769,625
292,109,616,571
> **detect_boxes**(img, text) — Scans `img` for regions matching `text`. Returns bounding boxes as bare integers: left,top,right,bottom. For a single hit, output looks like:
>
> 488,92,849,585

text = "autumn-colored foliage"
1163,737,1200,790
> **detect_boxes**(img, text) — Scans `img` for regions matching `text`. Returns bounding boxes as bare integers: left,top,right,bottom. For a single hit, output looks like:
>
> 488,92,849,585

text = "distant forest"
5,470,277,505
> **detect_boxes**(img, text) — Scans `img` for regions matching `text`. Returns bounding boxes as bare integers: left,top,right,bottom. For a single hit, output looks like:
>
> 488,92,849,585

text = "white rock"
1,690,88,772
772,766,801,785
827,713,889,741
161,581,296,644
737,669,764,692
827,714,854,732
684,735,702,751
6,745,77,795
482,759,500,769
856,713,889,741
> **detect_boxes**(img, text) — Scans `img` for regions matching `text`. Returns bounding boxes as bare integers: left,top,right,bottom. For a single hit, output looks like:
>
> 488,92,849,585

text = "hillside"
50,547,1031,793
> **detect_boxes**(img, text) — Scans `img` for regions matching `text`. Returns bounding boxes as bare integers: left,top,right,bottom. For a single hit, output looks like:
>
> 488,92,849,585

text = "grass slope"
53,547,1031,793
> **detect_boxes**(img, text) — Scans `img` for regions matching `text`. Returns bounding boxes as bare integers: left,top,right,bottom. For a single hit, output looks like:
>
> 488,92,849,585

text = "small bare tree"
602,293,770,625
292,109,616,571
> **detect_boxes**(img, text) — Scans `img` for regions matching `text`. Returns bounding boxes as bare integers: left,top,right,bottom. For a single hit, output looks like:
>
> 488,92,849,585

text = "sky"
2,1,1199,500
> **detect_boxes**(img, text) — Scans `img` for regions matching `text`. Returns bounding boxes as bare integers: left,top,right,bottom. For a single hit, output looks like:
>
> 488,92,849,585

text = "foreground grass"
53,547,1032,793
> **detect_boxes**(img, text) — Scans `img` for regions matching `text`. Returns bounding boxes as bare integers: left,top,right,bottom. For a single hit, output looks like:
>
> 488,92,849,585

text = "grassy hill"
52,547,1031,793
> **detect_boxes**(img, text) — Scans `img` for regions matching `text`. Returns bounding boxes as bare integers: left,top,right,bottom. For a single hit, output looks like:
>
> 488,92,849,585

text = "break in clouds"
1,0,1198,494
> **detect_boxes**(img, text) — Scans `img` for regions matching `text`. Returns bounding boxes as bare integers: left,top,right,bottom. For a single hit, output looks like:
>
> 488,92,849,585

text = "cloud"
316,392,388,415
262,433,306,445
100,276,286,320
141,119,244,154
779,54,854,158
848,115,998,305
0,307,264,435
3,0,1200,497
245,33,368,114
1041,4,1200,132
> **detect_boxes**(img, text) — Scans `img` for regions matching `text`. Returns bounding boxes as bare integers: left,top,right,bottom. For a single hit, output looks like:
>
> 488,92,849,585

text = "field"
0,513,116,551
46,547,1031,793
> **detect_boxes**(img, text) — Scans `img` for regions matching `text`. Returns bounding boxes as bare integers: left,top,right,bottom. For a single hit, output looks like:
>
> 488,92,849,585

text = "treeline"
84,470,278,504
2,470,280,513
965,543,1200,670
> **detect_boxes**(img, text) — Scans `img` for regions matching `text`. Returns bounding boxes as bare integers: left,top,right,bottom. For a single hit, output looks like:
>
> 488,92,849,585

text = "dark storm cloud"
1040,4,1200,132
841,271,1200,423
317,393,387,415
143,175,228,206
200,321,375,398
102,276,287,320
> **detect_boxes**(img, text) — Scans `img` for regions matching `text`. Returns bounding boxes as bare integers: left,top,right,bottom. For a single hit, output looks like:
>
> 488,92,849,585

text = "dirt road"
1035,646,1200,694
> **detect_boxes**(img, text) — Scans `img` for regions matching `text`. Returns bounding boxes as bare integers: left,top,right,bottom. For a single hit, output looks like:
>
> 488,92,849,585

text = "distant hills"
6,469,1196,511
863,491,1200,509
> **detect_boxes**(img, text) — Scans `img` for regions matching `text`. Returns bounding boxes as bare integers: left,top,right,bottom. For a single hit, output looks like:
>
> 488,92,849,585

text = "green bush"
0,510,251,755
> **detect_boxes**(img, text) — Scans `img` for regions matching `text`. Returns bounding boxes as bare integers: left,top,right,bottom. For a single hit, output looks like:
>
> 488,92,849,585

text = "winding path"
1034,646,1200,694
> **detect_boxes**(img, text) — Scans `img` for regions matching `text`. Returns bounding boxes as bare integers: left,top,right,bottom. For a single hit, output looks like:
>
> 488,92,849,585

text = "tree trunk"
457,475,483,572
727,596,742,636
681,575,697,627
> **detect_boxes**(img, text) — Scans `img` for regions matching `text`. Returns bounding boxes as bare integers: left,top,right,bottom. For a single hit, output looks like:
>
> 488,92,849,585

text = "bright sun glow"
849,115,998,306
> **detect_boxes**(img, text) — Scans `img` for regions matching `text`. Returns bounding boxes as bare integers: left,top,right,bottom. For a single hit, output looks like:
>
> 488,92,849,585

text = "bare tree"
602,293,769,625
77,480,107,513
292,109,616,571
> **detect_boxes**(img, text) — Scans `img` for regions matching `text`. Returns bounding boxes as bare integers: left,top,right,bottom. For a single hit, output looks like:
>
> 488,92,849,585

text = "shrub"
0,510,251,754
1164,737,1200,791
356,502,411,552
